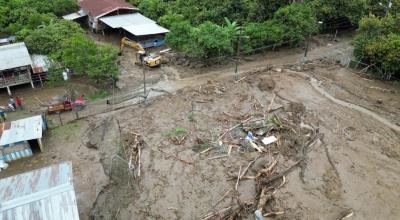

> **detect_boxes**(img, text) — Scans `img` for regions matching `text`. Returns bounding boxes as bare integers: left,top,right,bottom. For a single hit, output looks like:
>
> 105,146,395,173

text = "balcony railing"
0,73,31,88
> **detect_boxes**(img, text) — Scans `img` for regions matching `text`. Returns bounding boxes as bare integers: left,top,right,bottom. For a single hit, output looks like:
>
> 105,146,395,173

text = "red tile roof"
78,0,138,18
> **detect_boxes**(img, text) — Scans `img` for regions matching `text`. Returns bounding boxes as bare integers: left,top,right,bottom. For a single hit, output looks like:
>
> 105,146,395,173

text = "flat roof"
100,13,155,28
123,23,170,36
0,161,79,220
0,42,32,71
0,115,43,146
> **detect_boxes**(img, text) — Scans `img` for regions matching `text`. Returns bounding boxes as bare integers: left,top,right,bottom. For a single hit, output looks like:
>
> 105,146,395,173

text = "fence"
345,58,393,80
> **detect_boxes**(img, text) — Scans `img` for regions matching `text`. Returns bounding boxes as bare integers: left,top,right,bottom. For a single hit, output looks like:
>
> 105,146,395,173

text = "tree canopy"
353,13,400,79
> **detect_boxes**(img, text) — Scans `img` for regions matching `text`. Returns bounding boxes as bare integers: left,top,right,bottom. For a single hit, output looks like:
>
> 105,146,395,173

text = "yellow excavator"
119,37,161,67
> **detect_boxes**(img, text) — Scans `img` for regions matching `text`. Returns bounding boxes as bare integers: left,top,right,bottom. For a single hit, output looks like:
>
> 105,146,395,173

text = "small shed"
0,42,34,95
0,115,45,162
0,161,80,220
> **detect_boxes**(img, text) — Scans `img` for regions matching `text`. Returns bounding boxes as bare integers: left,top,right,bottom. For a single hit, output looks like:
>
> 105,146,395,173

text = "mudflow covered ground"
1,37,399,220
82,60,399,219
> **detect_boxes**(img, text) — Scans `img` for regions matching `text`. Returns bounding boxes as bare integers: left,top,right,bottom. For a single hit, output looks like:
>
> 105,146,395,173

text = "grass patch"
51,120,84,140
167,127,187,137
187,112,195,122
87,90,111,101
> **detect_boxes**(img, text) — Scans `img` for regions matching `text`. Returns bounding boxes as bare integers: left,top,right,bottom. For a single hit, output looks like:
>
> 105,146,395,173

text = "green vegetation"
51,120,84,140
134,0,400,78
1,0,398,80
167,127,187,137
87,90,111,101
353,13,400,79
0,0,120,83
187,112,195,122
161,2,318,58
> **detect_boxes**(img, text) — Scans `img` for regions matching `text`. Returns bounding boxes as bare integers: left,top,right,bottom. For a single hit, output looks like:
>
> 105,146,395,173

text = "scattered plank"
235,166,242,191
207,155,228,160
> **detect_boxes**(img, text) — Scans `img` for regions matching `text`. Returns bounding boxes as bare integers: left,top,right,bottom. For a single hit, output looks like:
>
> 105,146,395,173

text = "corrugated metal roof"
31,54,50,72
0,42,32,71
0,161,79,220
0,115,43,146
79,0,137,18
123,23,170,36
62,10,88,20
100,13,155,28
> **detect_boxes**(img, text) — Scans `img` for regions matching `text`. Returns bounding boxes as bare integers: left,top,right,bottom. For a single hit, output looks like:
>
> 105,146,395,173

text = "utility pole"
235,28,242,74
304,34,310,58
303,21,323,61
143,65,147,96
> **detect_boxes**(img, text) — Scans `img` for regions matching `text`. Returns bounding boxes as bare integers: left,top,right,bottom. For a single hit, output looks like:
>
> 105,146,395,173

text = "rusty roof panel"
0,161,79,220
79,0,137,18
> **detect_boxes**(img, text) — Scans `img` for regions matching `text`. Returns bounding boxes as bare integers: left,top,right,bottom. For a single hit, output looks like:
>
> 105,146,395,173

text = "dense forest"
0,0,399,79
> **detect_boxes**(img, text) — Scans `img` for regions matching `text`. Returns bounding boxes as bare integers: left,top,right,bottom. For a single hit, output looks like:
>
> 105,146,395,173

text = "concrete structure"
0,42,34,95
0,161,80,220
0,115,45,162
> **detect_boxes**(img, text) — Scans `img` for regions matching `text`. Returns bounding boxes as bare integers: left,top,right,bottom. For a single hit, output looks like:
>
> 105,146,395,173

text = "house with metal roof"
64,0,169,48
0,115,46,162
77,0,139,31
0,42,35,95
0,161,80,220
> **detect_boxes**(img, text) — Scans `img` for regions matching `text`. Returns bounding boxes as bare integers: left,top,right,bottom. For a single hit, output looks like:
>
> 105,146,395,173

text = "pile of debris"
122,132,144,180
197,90,321,219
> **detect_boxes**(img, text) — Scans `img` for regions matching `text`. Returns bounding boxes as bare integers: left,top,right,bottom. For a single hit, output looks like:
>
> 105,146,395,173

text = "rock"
376,99,383,104
86,140,98,149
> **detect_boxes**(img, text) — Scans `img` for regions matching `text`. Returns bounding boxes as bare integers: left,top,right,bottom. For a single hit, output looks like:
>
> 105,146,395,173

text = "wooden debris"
235,166,242,190
158,148,193,165
200,147,213,154
337,209,354,220
228,145,233,155
202,206,233,220
266,93,277,114
256,159,278,180
207,155,228,160
257,187,273,212
248,140,263,152
137,146,142,177
235,76,248,83
213,189,232,207
264,211,284,217
217,116,253,141
240,157,259,179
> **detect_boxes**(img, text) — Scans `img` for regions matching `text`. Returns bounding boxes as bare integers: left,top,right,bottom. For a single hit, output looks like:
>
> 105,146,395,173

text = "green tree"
61,34,97,75
87,45,120,81
191,22,233,58
61,34,120,81
308,0,368,24
138,0,168,20
242,20,285,52
24,20,83,54
273,3,318,42
158,13,185,29
353,13,400,78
